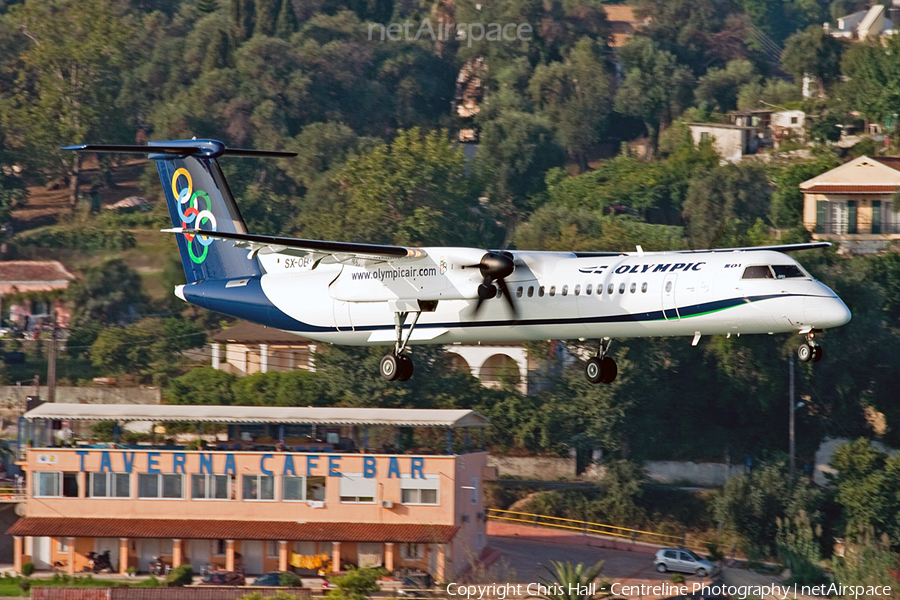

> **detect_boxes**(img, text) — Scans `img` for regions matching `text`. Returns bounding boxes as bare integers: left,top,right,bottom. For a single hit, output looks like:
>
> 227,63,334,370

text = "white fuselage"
242,248,850,346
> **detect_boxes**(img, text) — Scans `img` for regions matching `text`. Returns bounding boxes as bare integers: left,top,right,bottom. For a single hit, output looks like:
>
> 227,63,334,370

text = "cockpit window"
772,265,806,279
742,265,774,279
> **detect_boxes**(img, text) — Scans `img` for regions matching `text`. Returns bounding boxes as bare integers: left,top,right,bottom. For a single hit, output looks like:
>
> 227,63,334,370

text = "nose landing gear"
797,331,823,363
585,339,617,384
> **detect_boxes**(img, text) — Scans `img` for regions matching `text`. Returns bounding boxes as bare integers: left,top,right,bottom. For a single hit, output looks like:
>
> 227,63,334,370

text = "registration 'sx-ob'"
64,140,851,383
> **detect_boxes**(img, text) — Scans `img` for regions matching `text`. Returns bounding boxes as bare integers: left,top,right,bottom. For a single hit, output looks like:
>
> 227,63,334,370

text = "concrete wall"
0,387,160,419
490,455,747,487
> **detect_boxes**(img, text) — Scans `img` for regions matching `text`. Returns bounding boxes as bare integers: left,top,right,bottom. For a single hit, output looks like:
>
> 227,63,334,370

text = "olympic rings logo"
172,167,218,264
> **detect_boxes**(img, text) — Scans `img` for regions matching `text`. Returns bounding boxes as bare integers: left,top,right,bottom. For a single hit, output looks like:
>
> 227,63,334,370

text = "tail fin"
64,139,296,283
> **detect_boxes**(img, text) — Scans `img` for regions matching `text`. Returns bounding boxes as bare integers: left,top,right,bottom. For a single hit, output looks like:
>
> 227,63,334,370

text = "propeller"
465,251,518,318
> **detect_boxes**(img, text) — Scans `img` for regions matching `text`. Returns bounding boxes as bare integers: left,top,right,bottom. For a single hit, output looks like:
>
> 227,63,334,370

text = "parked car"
252,572,297,587
199,571,246,586
654,548,717,577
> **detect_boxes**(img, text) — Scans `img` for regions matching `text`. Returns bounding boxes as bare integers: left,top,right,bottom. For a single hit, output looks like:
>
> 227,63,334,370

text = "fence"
486,508,707,553
0,483,26,502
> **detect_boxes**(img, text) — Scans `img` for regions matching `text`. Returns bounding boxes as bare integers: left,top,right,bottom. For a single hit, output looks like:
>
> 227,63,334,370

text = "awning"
24,404,488,428
8,518,458,543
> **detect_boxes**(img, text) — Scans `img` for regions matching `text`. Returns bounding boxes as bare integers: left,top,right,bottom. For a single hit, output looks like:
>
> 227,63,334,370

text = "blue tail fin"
64,139,296,284
155,152,263,283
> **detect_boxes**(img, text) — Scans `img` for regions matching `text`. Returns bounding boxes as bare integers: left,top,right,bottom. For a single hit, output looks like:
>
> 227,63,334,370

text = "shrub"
165,564,193,587
21,562,35,577
18,579,30,593
669,573,685,584
280,571,303,587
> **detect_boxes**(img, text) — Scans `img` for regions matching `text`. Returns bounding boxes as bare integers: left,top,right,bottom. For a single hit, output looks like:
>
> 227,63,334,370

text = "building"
10,404,489,580
800,155,900,253
0,261,74,332
826,3,897,40
211,321,316,375
604,5,648,49
688,123,759,162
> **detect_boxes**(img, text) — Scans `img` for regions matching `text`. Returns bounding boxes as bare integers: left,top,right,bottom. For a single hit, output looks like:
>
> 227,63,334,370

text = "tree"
68,259,147,328
682,162,771,248
840,35,900,125
90,317,206,376
534,561,609,600
781,25,844,97
769,156,838,229
3,0,134,206
528,38,612,171
737,78,801,111
168,367,238,405
694,60,759,112
828,438,900,541
614,37,694,152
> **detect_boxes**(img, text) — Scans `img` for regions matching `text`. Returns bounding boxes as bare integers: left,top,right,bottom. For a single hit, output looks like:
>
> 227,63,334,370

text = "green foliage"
713,461,823,556
669,573,685,584
769,156,839,229
839,35,900,124
279,571,303,587
695,60,759,113
534,561,608,600
240,591,306,600
831,528,900,592
15,227,136,251
165,564,193,587
781,26,844,96
21,563,34,577
737,79,801,111
828,438,900,541
776,511,827,585
67,259,147,329
168,366,238,405
326,567,385,600
90,317,206,377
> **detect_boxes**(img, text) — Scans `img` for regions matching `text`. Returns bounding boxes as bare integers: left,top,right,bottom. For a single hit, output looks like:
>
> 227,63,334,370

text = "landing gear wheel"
811,345,823,363
585,357,603,384
380,354,401,381
600,356,617,384
397,355,414,381
797,343,812,363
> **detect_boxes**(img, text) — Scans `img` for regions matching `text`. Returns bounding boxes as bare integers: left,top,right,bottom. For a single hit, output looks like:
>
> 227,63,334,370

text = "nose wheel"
797,331,823,363
585,339,617,384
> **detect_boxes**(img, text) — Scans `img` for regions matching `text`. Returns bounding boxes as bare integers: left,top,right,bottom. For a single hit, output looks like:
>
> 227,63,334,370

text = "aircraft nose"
824,296,852,328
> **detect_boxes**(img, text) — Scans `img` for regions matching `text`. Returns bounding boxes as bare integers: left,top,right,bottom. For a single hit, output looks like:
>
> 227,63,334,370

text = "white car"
654,548,716,577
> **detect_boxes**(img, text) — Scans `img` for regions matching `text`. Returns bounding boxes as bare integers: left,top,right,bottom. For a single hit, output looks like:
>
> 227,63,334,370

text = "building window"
191,474,233,500
476,533,484,550
470,477,479,504
34,472,78,498
58,538,68,553
214,540,227,556
266,541,280,558
339,474,375,503
400,475,440,505
138,473,183,499
399,543,425,559
700,132,709,142
282,476,306,501
242,475,275,500
90,473,130,498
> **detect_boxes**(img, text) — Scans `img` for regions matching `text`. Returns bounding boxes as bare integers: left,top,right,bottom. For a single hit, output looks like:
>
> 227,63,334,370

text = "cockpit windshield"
742,265,773,279
772,265,807,279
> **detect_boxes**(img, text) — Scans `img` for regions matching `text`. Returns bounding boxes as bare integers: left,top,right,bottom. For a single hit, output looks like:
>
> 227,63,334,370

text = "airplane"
64,139,852,383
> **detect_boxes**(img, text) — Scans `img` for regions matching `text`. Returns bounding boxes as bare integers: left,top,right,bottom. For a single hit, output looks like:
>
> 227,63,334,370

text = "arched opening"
448,353,471,375
479,353,522,387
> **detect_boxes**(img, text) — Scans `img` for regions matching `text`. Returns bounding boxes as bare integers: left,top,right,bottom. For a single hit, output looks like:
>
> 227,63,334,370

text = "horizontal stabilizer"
165,228,425,260
62,140,296,159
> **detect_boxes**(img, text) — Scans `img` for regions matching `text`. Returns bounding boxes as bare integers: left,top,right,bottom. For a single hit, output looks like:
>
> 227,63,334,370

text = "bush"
21,562,34,577
16,227,136,251
165,564,193,587
18,579,30,593
279,571,303,587
669,573,685,584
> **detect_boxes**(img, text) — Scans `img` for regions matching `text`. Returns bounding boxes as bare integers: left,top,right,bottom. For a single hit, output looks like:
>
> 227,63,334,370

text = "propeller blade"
495,278,518,319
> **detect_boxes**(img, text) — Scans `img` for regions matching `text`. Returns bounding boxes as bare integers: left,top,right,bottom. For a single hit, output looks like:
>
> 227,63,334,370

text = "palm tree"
531,561,610,600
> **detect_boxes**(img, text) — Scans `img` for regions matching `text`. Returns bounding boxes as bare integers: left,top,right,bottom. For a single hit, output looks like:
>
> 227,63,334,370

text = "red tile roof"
801,184,899,194
0,261,74,295
872,157,900,171
8,518,458,543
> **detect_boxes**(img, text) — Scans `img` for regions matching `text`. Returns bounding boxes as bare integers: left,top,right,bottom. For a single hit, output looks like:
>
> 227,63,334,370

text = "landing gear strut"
585,338,617,384
797,331,823,363
380,310,420,381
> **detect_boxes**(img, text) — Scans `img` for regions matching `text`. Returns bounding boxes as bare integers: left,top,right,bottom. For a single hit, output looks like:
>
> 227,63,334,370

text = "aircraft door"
662,273,678,320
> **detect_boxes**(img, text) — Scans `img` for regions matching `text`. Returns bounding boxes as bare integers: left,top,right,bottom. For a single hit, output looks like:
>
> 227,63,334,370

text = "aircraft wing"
163,228,425,265
573,242,831,257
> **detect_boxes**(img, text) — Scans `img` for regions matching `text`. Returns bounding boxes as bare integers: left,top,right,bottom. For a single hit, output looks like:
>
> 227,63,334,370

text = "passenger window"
516,287,523,298
680,552,694,562
665,281,672,292
562,285,568,296
539,286,545,297
742,265,774,279
586,284,592,295
618,283,625,294
664,550,677,559
641,282,648,293
549,286,556,296
527,286,534,297
772,265,805,279
630,283,636,293
607,284,614,295
574,285,580,296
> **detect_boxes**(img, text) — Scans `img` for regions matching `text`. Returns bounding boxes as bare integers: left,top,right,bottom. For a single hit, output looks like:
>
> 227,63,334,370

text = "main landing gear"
797,331,823,363
585,339,617,384
380,309,421,381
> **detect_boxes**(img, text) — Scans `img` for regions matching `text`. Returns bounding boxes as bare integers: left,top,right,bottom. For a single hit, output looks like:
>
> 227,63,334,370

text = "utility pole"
789,354,795,479
47,306,57,404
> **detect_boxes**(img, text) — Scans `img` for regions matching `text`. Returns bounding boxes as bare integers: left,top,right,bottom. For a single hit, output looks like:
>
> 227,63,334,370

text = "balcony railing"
814,221,900,235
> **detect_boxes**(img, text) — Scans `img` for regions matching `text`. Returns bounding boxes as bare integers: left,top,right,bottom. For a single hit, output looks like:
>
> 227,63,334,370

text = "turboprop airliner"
64,139,851,383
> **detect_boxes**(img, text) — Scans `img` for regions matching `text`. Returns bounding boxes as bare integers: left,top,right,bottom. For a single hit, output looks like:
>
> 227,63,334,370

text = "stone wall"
0,386,161,421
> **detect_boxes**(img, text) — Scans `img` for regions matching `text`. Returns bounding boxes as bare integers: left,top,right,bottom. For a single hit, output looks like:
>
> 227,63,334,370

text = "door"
95,538,120,572
32,537,51,570
872,200,882,234
678,551,697,573
188,539,211,572
661,274,678,320
242,541,264,575
137,540,158,573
